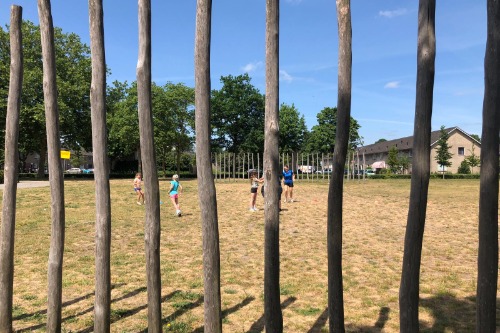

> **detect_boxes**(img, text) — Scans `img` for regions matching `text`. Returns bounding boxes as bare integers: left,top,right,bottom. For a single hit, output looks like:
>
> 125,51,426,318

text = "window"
458,147,465,155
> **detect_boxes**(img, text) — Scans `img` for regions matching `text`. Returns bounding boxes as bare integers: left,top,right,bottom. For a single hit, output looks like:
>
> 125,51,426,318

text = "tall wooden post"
137,0,162,331
264,0,283,331
477,0,500,330
195,0,222,330
399,1,436,331
38,0,67,331
88,0,112,331
328,0,352,331
0,6,23,332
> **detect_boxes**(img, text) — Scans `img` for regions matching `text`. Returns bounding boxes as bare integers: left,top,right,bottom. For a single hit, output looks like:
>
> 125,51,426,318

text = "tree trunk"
399,1,435,331
328,1,351,332
264,1,283,331
88,1,112,332
476,0,500,331
0,6,23,332
37,144,47,178
195,1,222,331
38,0,67,331
137,1,162,332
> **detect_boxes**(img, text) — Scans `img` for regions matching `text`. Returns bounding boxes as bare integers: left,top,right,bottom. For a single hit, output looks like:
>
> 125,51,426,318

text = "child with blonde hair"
168,174,183,216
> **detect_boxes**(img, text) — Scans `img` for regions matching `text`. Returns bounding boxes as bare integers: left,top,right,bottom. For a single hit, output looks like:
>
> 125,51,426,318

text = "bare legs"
170,195,181,216
136,190,144,205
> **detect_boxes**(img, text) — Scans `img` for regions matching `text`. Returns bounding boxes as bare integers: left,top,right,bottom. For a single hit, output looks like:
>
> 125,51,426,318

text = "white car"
66,168,82,174
365,170,376,176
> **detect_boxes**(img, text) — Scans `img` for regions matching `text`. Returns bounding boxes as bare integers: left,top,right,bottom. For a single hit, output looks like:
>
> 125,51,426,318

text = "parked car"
365,169,376,176
66,168,82,174
82,168,94,174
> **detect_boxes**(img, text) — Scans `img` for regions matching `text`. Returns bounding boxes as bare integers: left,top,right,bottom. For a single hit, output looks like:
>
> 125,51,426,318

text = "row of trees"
0,22,362,178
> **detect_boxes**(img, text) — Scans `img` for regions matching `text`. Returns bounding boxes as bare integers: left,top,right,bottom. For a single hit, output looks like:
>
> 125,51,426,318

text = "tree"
328,0,352,331
305,106,361,154
457,160,471,174
465,143,480,173
264,0,282,331
155,82,194,174
210,73,265,153
107,81,141,170
434,125,453,179
279,103,307,153
38,0,67,330
476,0,500,330
88,0,112,331
0,20,92,178
137,1,162,331
399,154,411,174
195,0,222,331
0,6,22,331
386,146,400,173
400,1,436,331
470,133,481,143
375,138,387,144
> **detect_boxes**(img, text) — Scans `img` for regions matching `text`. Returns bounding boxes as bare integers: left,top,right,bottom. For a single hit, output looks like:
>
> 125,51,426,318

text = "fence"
211,151,367,181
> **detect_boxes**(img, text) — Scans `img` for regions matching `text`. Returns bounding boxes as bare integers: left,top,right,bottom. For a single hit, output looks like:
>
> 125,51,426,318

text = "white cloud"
384,81,400,89
241,61,263,73
379,8,408,18
279,70,293,82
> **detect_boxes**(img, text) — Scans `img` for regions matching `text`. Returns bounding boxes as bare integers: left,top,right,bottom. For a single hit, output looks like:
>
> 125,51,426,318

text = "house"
357,127,481,174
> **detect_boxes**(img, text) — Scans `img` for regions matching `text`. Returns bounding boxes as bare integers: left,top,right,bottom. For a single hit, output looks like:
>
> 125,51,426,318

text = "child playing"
282,165,295,203
133,172,145,205
249,170,263,212
168,174,183,216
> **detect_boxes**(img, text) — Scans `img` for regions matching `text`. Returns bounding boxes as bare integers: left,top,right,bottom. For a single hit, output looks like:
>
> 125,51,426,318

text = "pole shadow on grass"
191,296,256,332
418,293,493,332
246,296,297,333
308,306,390,333
13,283,125,322
16,285,151,332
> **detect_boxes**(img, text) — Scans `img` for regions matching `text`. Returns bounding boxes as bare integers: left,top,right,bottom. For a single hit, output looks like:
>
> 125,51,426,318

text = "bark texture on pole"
0,6,23,332
264,1,283,332
327,1,351,332
476,0,500,331
399,1,435,331
137,1,162,331
88,0,112,331
194,0,222,331
38,1,67,331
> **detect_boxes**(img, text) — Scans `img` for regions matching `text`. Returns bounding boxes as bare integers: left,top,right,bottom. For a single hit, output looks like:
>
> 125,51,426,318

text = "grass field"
5,178,499,332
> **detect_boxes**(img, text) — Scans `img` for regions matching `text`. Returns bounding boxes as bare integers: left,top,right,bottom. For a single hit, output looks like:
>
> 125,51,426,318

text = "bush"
457,160,471,174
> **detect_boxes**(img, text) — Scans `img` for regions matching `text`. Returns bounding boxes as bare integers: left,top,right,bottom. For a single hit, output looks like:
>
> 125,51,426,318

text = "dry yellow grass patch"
4,178,499,332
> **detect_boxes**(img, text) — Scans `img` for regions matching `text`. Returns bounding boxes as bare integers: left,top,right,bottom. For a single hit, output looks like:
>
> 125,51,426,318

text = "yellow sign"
60,150,71,159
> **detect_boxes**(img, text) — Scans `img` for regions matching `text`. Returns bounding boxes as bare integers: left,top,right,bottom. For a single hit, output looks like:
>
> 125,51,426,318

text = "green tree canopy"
386,145,400,173
0,20,92,174
465,143,480,173
434,125,453,175
304,107,361,154
210,73,265,153
107,81,195,173
279,103,308,153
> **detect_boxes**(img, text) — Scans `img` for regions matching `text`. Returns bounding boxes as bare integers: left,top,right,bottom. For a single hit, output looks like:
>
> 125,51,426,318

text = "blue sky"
0,1,487,145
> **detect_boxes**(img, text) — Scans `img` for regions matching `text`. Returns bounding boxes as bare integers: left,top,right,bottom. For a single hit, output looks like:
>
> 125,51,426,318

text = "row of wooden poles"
212,151,368,181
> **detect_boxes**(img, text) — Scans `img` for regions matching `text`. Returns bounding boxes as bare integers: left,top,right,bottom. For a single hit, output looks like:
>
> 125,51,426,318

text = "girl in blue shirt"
282,165,295,203
169,174,183,216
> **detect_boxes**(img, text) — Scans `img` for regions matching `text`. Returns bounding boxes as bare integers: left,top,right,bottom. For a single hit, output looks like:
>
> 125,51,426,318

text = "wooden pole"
195,0,222,329
38,1,67,330
137,0,162,330
89,0,112,330
0,6,22,331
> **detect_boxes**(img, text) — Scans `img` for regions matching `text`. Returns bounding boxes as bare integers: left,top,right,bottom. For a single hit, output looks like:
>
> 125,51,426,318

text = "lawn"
5,178,499,332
